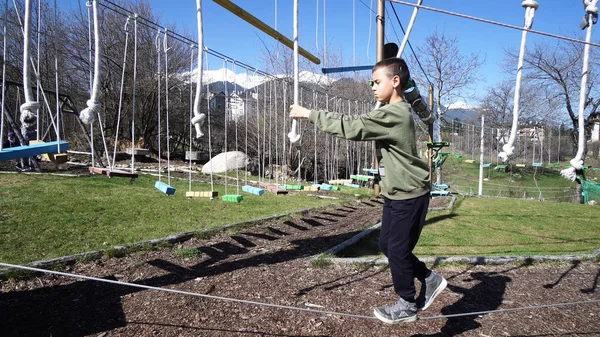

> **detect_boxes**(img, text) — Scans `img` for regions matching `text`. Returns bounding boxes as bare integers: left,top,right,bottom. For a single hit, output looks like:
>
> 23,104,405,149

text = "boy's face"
371,68,399,103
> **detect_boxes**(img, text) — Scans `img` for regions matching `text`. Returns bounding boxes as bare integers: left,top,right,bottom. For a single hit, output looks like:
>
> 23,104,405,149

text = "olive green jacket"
309,101,430,200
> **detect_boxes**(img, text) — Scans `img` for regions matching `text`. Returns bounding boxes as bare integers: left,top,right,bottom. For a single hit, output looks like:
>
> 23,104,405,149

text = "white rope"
288,0,301,143
191,0,206,139
20,0,39,137
155,30,162,182
35,0,40,140
390,0,600,48
164,29,172,186
244,69,250,185
205,48,215,196
111,16,130,170
130,15,138,174
53,0,60,151
223,60,229,194
0,0,7,152
1,261,599,323
561,0,598,181
397,0,423,57
188,44,194,192
80,0,101,125
86,1,94,167
498,0,538,163
233,61,239,195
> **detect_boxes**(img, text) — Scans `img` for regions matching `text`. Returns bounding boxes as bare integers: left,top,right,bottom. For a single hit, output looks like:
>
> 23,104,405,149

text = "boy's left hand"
289,104,310,119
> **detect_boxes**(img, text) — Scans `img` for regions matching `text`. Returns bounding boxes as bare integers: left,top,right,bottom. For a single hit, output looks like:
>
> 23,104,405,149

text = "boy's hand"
289,104,310,119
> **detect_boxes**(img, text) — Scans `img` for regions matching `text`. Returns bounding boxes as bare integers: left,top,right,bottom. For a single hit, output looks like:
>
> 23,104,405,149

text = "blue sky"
56,1,595,104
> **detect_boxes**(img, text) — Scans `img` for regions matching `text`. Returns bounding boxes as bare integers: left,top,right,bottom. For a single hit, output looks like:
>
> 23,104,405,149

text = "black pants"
379,193,430,301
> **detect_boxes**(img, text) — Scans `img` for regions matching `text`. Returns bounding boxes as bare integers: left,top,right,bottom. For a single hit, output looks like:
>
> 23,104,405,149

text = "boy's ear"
392,75,401,89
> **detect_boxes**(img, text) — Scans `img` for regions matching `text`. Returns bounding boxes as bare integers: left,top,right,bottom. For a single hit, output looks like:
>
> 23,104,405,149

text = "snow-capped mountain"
446,101,476,110
442,101,480,123
183,67,336,90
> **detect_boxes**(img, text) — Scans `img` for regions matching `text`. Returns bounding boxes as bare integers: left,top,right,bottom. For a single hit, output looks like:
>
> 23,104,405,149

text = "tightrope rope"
0,262,598,322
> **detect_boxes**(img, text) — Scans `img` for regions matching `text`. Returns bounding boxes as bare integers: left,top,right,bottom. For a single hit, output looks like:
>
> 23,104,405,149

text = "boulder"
201,151,248,174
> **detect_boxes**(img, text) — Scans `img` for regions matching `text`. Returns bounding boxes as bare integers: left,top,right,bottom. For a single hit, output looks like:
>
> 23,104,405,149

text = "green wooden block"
222,195,243,203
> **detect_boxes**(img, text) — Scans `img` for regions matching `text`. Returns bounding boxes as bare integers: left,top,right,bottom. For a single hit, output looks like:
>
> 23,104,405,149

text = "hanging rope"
561,0,598,181
233,61,240,195
80,0,101,125
164,29,173,187
0,0,8,152
111,16,131,170
498,0,539,162
155,29,163,182
20,0,39,141
188,44,195,192
205,49,215,196
130,14,138,173
191,0,206,139
288,0,301,143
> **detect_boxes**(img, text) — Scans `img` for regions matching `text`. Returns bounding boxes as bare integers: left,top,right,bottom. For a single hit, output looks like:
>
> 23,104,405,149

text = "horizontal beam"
321,65,373,74
213,0,321,65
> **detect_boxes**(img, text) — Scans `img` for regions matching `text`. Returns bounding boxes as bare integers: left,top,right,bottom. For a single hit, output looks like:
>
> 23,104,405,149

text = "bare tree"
507,40,600,155
411,28,483,184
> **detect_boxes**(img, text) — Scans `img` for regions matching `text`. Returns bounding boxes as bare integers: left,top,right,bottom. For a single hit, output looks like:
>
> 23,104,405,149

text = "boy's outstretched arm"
289,104,398,142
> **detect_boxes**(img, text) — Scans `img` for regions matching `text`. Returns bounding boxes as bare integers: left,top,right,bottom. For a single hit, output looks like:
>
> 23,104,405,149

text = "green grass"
439,157,591,202
310,253,336,268
0,173,361,265
173,247,201,259
340,196,600,258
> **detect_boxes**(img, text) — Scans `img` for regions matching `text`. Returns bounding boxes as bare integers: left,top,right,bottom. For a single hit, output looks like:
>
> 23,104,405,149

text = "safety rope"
163,29,172,187
561,0,599,181
80,0,101,126
155,29,162,182
20,0,39,144
223,60,229,195
397,0,423,57
111,16,131,170
288,0,300,144
191,0,206,139
233,61,240,195
0,262,598,323
205,49,215,196
0,0,7,152
498,0,538,163
188,44,194,192
130,15,138,174
390,0,600,48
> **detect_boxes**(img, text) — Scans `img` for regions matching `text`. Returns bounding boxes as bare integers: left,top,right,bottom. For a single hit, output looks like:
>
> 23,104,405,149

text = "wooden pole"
373,0,385,195
213,0,321,65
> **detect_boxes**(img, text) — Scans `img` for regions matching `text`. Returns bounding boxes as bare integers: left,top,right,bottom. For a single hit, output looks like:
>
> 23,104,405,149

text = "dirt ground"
1,162,600,336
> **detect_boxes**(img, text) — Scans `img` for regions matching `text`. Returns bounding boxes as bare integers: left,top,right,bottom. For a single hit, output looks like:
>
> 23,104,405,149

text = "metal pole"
373,0,385,194
478,115,485,196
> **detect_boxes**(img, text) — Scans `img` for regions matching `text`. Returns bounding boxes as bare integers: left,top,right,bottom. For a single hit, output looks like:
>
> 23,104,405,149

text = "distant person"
384,42,399,59
290,58,446,324
2,131,32,171
2,131,18,149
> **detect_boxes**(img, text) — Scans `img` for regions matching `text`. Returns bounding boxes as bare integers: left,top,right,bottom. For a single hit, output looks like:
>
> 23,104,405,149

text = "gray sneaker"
416,271,447,311
373,297,417,324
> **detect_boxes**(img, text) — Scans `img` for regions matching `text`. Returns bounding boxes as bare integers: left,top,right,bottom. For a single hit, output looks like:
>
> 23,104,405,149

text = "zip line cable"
390,0,600,48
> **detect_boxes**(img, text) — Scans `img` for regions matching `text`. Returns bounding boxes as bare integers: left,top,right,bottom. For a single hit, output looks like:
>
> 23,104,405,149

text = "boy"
289,57,446,324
